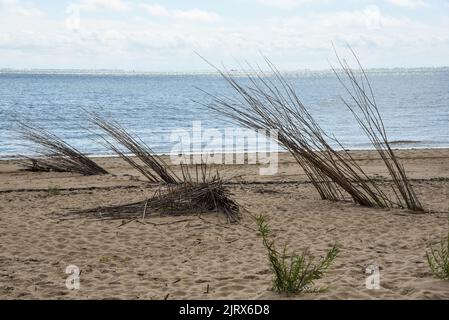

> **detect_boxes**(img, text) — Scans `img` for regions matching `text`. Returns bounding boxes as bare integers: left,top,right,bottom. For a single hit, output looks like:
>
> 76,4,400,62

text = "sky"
0,0,448,71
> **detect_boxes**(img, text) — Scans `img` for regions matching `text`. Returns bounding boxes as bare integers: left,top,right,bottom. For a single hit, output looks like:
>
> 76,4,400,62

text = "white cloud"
0,3,448,70
0,0,45,17
386,0,427,9
259,0,429,10
140,4,170,17
173,9,220,23
320,5,406,29
248,4,447,55
141,4,220,23
70,0,130,12
255,0,313,9
65,0,130,30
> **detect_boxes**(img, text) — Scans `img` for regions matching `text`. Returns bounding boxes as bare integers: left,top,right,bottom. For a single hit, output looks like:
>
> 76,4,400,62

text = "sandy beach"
1,148,449,299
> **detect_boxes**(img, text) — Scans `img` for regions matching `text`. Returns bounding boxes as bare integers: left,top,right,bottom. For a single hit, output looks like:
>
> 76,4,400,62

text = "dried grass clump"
71,163,241,223
200,51,422,211
200,57,393,208
67,115,241,222
88,113,180,184
15,121,108,176
331,46,422,211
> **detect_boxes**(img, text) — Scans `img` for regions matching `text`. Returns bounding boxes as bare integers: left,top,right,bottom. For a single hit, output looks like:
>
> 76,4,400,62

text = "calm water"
0,69,448,157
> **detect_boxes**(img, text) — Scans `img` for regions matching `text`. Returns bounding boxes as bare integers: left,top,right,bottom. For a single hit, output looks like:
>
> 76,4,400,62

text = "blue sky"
0,0,448,71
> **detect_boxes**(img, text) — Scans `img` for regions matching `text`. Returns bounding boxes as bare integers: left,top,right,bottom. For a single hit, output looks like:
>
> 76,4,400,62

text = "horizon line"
1,65,448,75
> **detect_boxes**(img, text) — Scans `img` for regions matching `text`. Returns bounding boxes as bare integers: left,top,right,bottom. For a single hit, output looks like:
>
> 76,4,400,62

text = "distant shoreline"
1,66,448,76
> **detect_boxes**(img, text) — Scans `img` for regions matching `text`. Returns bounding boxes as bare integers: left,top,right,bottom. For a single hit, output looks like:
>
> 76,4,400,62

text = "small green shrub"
99,256,110,264
427,230,449,280
47,186,61,196
255,215,339,294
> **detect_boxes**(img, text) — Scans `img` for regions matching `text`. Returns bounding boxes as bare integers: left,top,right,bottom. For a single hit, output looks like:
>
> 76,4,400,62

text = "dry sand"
1,149,449,299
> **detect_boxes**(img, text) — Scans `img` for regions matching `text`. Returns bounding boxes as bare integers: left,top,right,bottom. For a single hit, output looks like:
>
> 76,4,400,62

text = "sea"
0,68,448,158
